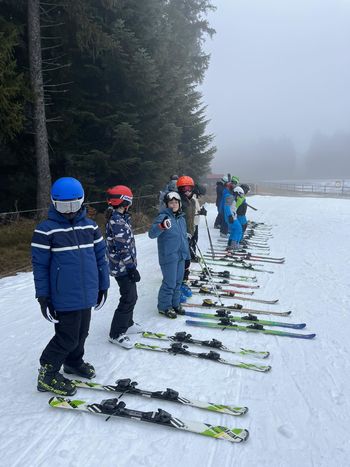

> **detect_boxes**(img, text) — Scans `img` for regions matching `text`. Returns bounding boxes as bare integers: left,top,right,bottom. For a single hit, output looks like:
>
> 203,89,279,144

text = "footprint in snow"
277,425,294,438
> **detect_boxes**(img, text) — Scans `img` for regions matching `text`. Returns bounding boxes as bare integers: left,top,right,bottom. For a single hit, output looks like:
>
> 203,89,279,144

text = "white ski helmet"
164,191,182,207
234,186,244,196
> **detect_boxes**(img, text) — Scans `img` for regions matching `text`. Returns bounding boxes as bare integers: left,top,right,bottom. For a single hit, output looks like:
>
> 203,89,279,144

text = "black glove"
127,268,141,283
228,215,234,224
38,297,59,323
95,290,108,310
199,206,207,216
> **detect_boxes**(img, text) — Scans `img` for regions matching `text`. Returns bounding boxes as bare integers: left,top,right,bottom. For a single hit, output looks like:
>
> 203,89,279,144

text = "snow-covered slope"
1,196,349,467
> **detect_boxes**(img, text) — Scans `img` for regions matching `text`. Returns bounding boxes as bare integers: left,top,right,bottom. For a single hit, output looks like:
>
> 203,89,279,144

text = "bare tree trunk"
28,0,51,217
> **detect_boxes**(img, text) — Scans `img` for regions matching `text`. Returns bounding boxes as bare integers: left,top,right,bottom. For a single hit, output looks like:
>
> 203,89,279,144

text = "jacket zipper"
72,224,88,309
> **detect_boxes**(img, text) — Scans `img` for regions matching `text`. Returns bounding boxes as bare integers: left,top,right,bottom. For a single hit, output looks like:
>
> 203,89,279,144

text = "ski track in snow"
0,196,350,467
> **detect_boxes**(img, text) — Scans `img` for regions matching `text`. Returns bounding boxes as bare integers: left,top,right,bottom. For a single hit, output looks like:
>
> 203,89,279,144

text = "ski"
178,311,305,329
134,342,272,372
188,277,260,289
186,320,316,339
217,239,270,250
190,282,255,295
49,397,249,443
192,286,279,304
205,260,274,274
142,331,270,358
190,269,258,282
71,378,247,416
208,248,284,262
204,253,285,264
185,300,292,317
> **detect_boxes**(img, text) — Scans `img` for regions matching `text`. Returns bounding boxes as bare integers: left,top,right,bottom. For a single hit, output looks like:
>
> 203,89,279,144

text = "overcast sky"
201,0,350,173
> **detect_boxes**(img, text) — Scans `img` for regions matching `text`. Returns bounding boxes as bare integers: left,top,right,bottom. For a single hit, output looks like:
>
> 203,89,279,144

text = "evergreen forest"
0,0,216,213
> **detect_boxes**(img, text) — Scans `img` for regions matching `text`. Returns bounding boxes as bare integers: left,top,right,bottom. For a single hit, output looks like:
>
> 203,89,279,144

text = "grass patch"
0,219,35,277
0,208,155,278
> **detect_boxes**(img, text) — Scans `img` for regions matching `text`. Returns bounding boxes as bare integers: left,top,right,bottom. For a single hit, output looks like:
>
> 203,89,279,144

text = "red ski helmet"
107,185,133,207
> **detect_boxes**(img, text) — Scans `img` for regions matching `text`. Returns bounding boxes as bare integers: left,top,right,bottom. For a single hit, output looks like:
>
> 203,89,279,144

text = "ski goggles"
166,191,181,202
51,197,84,214
108,194,133,206
179,185,193,192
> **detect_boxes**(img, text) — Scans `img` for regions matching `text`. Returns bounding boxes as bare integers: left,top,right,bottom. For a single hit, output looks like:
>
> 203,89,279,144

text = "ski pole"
194,240,224,306
246,203,258,211
204,214,215,259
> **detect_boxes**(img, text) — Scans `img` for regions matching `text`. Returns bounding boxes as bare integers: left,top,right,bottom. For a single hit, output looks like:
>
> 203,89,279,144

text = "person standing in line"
176,176,196,285
235,185,248,239
158,174,179,210
214,177,226,229
148,191,190,319
190,183,207,262
231,175,240,188
32,177,110,396
223,182,243,251
106,185,142,349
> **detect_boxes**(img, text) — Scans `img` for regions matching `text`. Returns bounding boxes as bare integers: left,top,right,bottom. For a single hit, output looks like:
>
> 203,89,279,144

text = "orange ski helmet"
177,176,194,188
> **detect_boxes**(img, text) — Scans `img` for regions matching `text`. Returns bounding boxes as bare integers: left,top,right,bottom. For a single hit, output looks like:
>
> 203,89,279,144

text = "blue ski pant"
228,220,243,243
237,215,247,241
158,259,185,311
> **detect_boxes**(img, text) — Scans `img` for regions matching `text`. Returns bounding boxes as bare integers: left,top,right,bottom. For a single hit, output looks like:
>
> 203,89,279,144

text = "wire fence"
0,193,161,279
0,193,160,224
252,180,350,198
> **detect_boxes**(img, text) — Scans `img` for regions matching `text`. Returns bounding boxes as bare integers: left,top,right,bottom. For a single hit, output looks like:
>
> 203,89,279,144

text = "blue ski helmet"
51,177,84,213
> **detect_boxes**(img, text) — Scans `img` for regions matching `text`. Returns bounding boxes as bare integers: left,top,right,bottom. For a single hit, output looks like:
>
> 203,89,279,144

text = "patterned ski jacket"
148,208,190,265
31,206,110,312
106,210,137,277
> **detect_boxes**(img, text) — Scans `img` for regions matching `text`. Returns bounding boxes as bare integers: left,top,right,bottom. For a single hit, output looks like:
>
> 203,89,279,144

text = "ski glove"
228,215,234,224
127,268,141,283
159,216,171,230
198,206,207,216
38,297,59,323
95,290,108,311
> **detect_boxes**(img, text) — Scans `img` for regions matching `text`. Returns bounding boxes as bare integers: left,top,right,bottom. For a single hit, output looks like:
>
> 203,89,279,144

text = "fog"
201,0,350,179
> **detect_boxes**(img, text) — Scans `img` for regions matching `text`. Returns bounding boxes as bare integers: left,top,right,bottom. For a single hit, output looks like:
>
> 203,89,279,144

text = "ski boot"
172,304,185,315
180,293,187,303
109,334,133,349
37,363,77,396
226,240,233,252
63,361,96,379
180,282,192,297
158,308,177,319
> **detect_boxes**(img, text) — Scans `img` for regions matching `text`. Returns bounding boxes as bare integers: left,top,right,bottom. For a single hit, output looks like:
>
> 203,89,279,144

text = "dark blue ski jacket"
31,206,110,312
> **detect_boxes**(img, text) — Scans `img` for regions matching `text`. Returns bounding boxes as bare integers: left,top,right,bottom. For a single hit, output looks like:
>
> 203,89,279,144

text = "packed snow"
1,196,350,467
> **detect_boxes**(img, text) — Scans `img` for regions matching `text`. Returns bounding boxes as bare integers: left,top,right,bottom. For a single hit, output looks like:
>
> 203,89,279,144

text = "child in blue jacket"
32,177,110,396
148,192,190,318
223,183,243,250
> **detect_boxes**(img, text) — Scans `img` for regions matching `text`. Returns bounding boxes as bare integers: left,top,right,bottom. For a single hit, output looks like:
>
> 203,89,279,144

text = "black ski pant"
220,218,228,235
110,275,137,338
183,259,191,281
40,309,91,371
214,211,223,228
